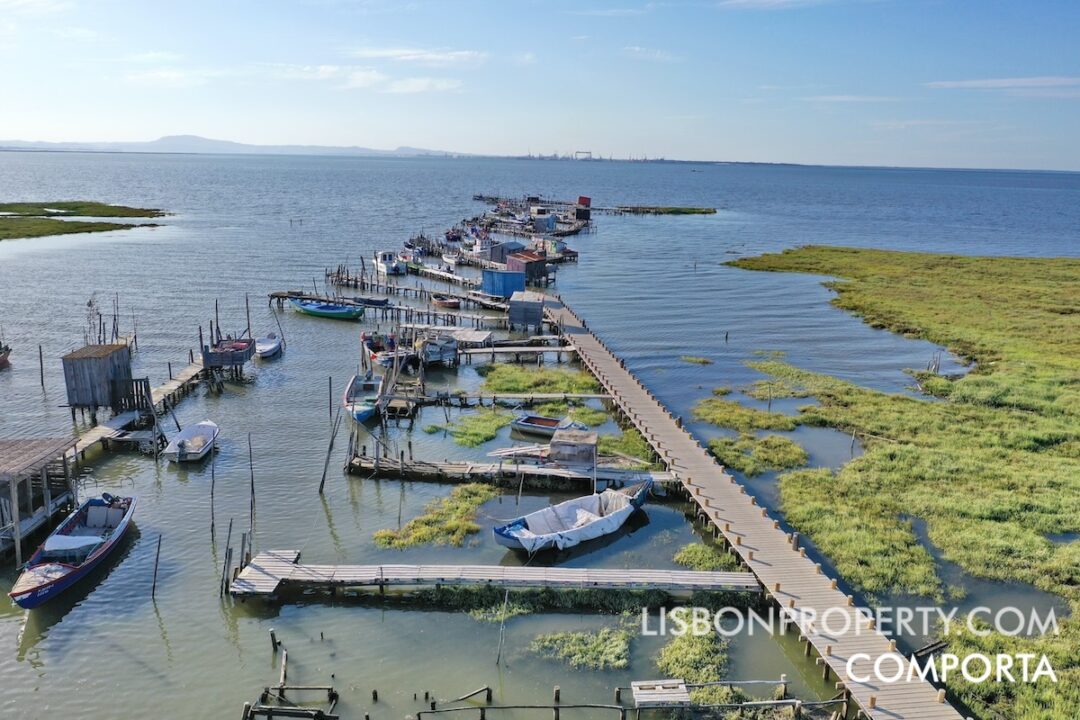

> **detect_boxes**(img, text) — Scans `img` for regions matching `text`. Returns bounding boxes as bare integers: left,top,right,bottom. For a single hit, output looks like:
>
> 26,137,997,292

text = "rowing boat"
510,414,588,438
289,298,365,320
343,370,383,422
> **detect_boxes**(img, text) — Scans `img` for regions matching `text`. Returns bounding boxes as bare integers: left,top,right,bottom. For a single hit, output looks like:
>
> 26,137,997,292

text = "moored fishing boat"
9,494,137,609
442,252,461,266
255,332,283,359
430,293,461,309
374,250,406,275
342,370,383,422
163,420,219,462
493,480,652,553
510,414,589,438
0,327,10,369
289,297,365,320
361,331,417,369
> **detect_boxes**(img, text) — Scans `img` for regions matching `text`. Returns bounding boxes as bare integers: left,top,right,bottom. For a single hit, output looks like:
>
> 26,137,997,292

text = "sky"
1,0,1079,170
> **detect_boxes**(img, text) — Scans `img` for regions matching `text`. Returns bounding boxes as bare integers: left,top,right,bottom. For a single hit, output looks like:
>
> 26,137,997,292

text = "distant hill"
0,134,466,157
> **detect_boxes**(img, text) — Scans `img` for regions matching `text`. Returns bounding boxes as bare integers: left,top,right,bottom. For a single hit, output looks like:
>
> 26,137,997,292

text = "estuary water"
0,152,1077,719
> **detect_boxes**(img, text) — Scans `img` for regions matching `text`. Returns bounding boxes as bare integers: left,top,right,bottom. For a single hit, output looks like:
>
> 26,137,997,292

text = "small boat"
374,250,406,275
442,252,460,266
493,480,652,553
255,332,283,359
415,334,458,366
0,327,9,369
289,297,365,320
351,296,391,308
9,494,137,609
163,420,219,462
342,370,383,422
510,414,589,439
431,293,460,310
361,332,416,368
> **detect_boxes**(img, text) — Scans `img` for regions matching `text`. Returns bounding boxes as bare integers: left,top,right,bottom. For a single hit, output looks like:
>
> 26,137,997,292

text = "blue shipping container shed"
481,269,526,298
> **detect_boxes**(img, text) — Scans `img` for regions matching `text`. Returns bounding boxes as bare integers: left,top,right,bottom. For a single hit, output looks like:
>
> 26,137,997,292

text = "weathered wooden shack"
506,250,550,285
549,429,598,465
62,343,133,411
508,291,546,331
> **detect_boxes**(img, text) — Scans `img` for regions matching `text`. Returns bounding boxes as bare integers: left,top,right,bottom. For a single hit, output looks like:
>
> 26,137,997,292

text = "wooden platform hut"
0,437,77,565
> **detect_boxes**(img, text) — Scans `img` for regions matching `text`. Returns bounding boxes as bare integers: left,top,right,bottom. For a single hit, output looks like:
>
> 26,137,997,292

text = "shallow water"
1,153,1078,718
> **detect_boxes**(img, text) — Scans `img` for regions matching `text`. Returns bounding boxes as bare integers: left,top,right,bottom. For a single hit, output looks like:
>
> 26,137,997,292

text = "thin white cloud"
350,46,486,66
873,119,986,131
383,77,461,94
0,0,71,13
623,45,679,62
569,6,649,16
926,76,1080,89
717,0,834,8
343,68,388,88
124,69,208,88
513,51,537,66
53,26,97,40
804,94,901,103
126,51,183,64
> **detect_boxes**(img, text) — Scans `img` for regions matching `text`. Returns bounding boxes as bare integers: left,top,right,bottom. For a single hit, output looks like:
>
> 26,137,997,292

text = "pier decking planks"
231,552,760,597
544,299,964,720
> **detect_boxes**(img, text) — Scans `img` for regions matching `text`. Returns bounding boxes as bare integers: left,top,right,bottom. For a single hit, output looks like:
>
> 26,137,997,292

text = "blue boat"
288,298,365,320
9,494,137,609
342,370,383,422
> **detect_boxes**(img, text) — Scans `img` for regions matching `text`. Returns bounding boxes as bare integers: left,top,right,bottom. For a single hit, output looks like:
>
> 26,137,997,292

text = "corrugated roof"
62,343,129,361
508,250,546,263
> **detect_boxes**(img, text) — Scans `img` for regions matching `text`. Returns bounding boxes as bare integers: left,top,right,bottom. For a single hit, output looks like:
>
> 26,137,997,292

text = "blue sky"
1,0,1079,169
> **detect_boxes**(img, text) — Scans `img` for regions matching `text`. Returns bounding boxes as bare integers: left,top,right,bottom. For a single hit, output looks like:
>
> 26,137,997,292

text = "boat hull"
288,298,365,320
10,497,136,609
163,421,219,462
255,337,282,358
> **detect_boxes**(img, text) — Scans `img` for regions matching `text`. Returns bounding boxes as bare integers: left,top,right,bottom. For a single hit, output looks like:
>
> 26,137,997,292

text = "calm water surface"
1,153,1078,718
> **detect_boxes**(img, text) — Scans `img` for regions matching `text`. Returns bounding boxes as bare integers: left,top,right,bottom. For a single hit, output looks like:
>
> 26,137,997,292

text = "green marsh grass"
707,434,808,476
373,484,498,548
423,408,512,447
728,246,1080,719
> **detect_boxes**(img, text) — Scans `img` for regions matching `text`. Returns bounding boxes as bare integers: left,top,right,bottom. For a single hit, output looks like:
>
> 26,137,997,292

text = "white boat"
415,334,458,366
255,332,283,358
343,370,383,422
493,480,652,553
374,250,406,275
163,420,219,462
442,252,460,266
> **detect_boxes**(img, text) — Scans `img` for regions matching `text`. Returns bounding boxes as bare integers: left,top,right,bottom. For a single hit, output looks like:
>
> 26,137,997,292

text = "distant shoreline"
2,146,1074,174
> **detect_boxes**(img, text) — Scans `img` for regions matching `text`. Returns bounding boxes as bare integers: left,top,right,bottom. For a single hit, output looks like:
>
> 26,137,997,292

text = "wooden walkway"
347,454,671,487
73,359,204,457
545,299,964,720
231,550,760,598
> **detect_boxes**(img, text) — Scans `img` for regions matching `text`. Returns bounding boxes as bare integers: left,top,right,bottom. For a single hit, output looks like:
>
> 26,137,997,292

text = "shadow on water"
15,526,142,662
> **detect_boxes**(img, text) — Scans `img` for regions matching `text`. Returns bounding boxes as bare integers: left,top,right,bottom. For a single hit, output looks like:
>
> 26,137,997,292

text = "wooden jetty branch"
544,298,964,720
230,551,760,598
346,454,671,487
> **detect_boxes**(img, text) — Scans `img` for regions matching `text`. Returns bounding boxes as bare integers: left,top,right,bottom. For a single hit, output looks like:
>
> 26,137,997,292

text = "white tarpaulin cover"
508,489,635,552
44,535,103,551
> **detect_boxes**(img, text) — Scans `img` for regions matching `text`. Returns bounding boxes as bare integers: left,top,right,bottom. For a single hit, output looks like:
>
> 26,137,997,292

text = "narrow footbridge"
230,550,760,598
